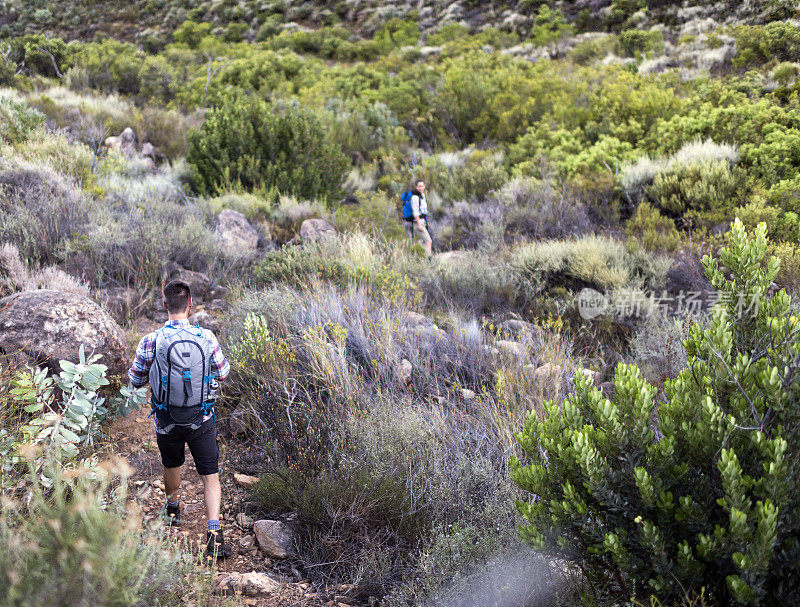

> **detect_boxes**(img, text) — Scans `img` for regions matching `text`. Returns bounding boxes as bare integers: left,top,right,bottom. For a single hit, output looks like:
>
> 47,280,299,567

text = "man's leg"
187,419,230,558
200,473,221,521
164,466,182,502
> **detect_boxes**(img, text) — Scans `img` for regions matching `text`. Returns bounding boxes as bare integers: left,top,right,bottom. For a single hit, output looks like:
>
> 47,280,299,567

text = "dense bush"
646,160,741,226
512,220,800,604
187,95,349,198
0,97,45,144
0,458,206,606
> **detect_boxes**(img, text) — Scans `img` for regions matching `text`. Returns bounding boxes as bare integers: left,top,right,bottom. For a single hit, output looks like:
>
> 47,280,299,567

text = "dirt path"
103,408,329,606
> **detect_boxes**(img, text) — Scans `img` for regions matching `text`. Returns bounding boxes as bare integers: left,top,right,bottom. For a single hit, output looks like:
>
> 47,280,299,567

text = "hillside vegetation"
1,1,800,605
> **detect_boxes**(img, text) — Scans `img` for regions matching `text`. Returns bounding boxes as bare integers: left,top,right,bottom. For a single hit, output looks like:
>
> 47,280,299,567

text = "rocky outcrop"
254,519,295,559
104,127,157,169
299,218,336,243
0,290,127,374
214,209,259,256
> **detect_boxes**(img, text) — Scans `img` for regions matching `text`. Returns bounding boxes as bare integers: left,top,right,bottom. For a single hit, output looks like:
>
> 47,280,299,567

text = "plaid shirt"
128,320,230,433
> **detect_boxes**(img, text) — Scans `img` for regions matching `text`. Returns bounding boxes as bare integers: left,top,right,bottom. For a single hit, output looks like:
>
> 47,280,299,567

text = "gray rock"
435,250,471,265
239,534,255,548
0,290,127,374
208,298,228,312
229,404,255,435
209,285,230,300
236,513,255,529
217,571,281,596
215,209,259,256
189,310,220,333
164,264,211,300
531,363,563,381
495,340,526,358
254,519,295,559
299,218,336,243
461,388,476,401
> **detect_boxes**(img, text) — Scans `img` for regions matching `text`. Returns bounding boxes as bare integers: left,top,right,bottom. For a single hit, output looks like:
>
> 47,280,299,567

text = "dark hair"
164,280,191,313
414,179,425,187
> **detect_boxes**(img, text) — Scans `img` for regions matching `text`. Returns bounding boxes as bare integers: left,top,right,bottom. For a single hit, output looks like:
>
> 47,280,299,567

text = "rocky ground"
102,394,354,606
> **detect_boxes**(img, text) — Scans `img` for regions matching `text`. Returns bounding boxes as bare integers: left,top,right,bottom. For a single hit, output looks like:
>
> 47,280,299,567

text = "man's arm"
208,333,230,382
128,334,156,388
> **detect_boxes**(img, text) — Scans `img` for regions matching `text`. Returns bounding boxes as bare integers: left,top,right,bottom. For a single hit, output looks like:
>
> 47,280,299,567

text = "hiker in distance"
128,279,232,559
402,178,433,257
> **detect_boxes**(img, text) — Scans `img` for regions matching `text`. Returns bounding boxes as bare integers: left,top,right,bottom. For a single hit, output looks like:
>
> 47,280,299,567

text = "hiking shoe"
165,502,181,527
206,530,232,560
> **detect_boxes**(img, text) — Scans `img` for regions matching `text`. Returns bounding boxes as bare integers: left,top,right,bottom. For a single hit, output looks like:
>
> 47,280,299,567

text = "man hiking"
402,179,433,257
128,279,231,559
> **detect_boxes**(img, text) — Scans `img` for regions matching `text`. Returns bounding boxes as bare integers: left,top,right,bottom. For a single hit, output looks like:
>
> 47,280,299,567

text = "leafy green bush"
187,95,348,198
254,247,349,286
646,160,741,225
617,28,663,57
626,202,680,252
0,97,45,144
512,220,800,605
732,22,800,67
529,6,574,47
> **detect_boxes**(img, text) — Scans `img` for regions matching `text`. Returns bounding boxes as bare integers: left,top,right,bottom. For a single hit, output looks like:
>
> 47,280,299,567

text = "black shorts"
156,418,219,476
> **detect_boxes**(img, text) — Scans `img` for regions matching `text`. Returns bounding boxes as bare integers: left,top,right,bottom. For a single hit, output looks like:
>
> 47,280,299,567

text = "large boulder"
253,519,295,559
214,209,259,256
163,263,211,301
0,290,127,374
299,218,336,243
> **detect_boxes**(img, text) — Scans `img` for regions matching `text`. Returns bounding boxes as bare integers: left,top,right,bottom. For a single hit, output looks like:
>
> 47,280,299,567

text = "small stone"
461,388,476,401
576,367,599,383
254,519,295,559
237,513,255,528
239,534,255,548
234,473,259,489
532,363,563,380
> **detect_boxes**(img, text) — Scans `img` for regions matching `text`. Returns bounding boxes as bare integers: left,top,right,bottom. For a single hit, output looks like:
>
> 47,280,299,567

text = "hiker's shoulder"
198,326,221,344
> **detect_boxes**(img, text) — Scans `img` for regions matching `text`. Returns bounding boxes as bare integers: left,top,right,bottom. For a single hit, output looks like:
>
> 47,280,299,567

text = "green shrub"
646,160,740,224
617,28,663,57
732,22,800,67
172,20,213,48
187,95,349,199
626,202,680,252
529,5,574,47
736,199,800,243
0,97,44,144
512,220,800,604
254,247,349,286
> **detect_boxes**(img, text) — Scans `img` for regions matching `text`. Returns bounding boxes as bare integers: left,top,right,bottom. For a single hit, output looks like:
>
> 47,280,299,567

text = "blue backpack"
401,190,415,220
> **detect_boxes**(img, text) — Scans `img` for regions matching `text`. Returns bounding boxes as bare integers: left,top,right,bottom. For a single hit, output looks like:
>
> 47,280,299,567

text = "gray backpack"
148,324,215,427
